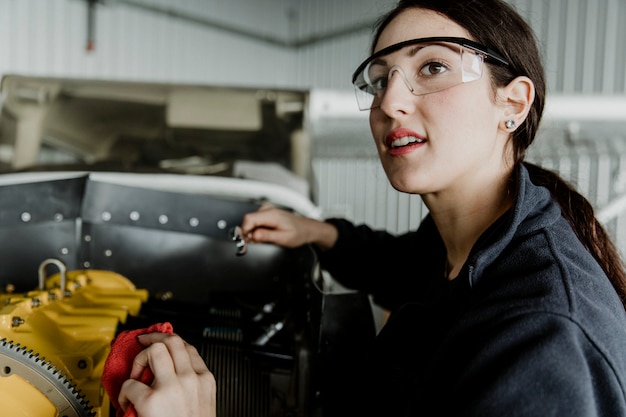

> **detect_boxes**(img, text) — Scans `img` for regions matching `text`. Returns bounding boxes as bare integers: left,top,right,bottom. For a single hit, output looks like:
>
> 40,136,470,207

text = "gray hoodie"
319,163,626,416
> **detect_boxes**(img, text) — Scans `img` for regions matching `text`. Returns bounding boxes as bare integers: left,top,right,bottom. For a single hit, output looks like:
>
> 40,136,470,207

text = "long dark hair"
373,0,626,305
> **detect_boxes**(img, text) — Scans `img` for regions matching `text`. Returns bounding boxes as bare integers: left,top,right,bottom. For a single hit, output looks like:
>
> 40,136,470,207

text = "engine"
0,172,372,417
0,76,377,417
0,260,148,417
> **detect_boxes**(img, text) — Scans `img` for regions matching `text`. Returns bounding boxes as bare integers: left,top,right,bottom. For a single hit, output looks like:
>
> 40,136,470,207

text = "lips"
390,135,425,148
385,128,426,148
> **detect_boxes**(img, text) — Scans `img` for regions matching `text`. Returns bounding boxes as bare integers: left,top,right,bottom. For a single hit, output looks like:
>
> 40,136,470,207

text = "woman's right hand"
117,332,216,417
241,205,338,251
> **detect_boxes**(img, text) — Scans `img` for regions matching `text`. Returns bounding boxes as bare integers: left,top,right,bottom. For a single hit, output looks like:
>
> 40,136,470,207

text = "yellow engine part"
0,260,149,417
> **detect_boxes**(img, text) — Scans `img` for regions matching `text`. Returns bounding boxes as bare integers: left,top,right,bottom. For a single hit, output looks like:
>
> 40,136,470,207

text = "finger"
135,333,204,378
248,227,286,245
128,341,176,381
241,207,281,236
136,331,172,346
244,225,278,243
157,335,196,376
185,343,211,375
118,378,150,412
241,216,271,237
257,203,275,211
141,334,197,379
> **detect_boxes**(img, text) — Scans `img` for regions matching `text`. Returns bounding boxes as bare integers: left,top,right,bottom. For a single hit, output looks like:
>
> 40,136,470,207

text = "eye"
419,61,449,77
369,76,388,93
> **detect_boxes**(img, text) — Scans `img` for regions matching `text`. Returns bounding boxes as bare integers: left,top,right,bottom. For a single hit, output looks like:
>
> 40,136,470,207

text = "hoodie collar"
464,163,562,288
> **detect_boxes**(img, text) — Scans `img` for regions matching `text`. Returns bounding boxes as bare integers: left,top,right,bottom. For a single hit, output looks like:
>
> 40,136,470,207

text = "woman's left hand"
118,332,217,417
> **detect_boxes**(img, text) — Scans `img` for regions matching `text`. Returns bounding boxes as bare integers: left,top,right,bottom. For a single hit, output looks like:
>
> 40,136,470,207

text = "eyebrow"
368,43,450,68
405,45,424,59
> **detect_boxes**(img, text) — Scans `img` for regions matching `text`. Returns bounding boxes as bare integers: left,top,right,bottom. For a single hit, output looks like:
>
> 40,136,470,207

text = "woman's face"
368,8,512,199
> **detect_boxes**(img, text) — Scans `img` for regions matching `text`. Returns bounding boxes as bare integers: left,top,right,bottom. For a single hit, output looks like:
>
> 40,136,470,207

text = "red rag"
102,322,174,417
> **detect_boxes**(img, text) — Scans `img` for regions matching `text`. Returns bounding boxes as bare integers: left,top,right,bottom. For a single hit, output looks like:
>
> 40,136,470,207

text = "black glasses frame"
351,36,510,85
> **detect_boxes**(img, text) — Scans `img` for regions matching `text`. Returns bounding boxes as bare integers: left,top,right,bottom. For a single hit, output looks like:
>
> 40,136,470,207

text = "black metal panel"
81,180,260,239
0,174,312,302
0,221,78,292
77,179,304,303
84,222,297,302
0,177,86,291
0,176,86,227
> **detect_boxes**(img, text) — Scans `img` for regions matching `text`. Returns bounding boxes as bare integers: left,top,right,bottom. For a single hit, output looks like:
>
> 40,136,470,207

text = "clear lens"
353,42,486,110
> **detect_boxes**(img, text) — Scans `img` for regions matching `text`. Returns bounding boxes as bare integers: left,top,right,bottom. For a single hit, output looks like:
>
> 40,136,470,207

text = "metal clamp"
230,226,247,256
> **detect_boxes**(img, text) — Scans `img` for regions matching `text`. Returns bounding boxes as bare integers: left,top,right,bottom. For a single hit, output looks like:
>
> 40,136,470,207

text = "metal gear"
0,338,95,417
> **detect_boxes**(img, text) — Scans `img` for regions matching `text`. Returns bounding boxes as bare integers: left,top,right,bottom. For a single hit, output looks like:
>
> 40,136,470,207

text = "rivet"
101,211,112,221
156,290,173,301
130,211,140,221
21,212,31,222
189,217,199,227
60,248,69,255
104,249,112,257
158,215,168,224
54,213,64,222
217,220,227,229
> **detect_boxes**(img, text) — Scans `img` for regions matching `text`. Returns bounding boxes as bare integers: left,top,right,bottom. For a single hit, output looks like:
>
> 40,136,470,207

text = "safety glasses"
351,37,509,110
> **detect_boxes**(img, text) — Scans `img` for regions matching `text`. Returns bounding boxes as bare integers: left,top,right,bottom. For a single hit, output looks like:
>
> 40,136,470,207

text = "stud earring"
505,119,516,130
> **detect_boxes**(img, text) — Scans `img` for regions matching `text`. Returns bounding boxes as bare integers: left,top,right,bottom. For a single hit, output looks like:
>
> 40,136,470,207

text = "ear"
498,76,535,132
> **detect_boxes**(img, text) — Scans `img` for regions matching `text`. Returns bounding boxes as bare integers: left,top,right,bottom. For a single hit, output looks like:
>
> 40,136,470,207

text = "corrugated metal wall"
529,131,626,252
0,0,625,253
5,0,622,93
509,0,626,93
292,0,626,93
0,0,295,86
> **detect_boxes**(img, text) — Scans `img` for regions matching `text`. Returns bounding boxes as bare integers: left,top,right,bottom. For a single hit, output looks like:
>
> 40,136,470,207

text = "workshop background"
1,0,625,254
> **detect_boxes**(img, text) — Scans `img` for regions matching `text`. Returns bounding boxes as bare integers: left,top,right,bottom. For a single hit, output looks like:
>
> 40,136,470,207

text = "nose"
377,66,416,116
388,66,415,94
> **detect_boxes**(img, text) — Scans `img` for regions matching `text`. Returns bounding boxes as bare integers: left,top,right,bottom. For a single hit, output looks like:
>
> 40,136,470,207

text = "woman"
118,0,626,415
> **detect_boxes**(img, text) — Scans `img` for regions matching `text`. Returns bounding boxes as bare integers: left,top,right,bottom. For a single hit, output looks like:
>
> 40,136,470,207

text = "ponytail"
525,162,626,306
